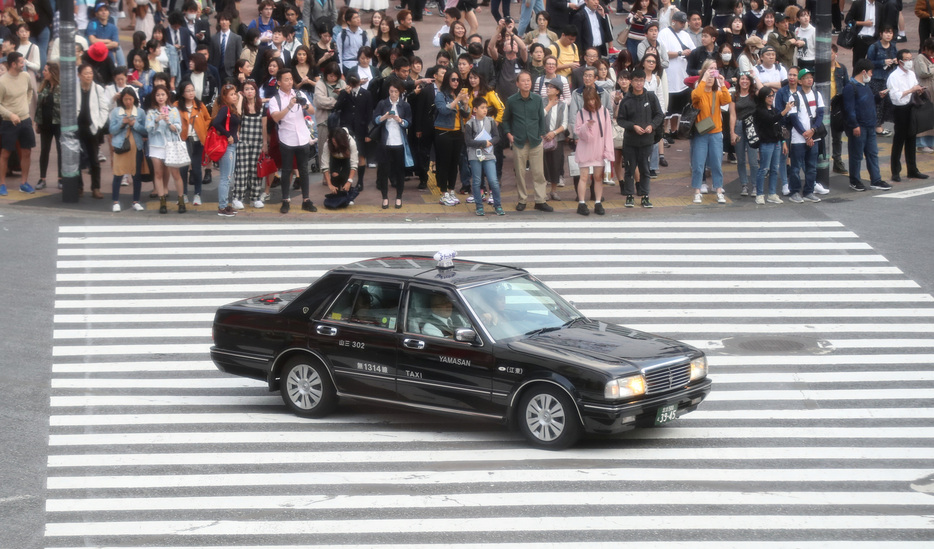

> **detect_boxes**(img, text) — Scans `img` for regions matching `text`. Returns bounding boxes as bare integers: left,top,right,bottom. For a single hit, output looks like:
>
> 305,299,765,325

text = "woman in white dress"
350,0,389,13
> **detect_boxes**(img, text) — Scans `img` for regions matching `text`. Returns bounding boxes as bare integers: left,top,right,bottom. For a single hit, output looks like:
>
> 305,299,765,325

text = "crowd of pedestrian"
0,0,931,215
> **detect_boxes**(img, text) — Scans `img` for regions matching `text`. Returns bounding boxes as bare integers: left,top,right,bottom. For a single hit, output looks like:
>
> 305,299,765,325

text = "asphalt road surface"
2,188,934,548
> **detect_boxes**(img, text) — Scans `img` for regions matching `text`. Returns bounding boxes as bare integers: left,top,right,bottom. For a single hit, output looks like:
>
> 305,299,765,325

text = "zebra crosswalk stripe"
46,221,934,547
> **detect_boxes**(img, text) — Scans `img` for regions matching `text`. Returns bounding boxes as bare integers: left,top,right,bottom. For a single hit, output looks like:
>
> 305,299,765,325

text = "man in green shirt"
502,71,553,212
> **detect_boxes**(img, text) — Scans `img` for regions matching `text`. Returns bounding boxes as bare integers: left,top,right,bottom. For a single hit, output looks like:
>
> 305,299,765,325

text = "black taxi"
210,252,712,449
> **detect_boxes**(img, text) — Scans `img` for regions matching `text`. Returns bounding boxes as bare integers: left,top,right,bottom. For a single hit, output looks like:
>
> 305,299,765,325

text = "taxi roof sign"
433,249,458,269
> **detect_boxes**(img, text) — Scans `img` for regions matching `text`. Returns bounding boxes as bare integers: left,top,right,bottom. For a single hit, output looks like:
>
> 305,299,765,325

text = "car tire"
517,385,581,450
280,358,337,418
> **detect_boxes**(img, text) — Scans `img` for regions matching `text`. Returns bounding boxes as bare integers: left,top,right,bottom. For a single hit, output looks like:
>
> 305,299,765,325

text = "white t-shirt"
658,27,693,93
789,88,824,144
795,25,816,62
757,63,788,87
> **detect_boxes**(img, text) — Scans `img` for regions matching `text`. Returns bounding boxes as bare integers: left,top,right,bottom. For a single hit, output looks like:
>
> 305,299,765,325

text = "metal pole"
59,0,81,203
816,0,832,188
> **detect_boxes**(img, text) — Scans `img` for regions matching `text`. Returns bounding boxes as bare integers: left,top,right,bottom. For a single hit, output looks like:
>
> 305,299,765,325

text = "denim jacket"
434,89,470,131
145,106,182,148
110,106,148,151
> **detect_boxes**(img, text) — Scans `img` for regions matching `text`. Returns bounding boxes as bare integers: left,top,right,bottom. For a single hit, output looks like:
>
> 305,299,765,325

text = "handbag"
113,127,132,154
837,22,858,50
677,103,700,139
798,89,828,140
164,130,191,168
742,114,760,149
202,109,230,165
256,151,278,178
694,91,717,135
912,89,934,134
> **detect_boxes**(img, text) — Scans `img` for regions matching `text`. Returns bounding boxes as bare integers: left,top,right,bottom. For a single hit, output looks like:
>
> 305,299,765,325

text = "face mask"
903,60,914,71
863,74,872,84
254,39,261,46
186,13,196,22
721,53,732,62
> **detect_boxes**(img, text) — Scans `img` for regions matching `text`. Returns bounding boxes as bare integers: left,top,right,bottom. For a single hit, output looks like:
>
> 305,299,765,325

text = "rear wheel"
517,385,581,450
280,358,337,418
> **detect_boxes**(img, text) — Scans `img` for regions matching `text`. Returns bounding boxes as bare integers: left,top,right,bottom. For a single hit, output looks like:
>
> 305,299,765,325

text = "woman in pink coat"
573,87,615,216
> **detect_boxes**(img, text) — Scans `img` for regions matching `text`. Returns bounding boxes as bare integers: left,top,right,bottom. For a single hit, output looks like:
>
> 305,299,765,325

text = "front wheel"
517,385,581,450
280,358,337,418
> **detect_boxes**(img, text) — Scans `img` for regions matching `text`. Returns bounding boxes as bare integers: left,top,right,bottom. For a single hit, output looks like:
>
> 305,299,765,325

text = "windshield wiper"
524,317,584,337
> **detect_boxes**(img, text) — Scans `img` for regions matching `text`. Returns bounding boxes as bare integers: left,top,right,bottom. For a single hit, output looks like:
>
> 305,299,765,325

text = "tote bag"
164,131,191,168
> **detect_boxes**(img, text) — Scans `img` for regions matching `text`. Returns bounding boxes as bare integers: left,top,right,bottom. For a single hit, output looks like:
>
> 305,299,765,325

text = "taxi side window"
326,280,401,330
405,287,473,339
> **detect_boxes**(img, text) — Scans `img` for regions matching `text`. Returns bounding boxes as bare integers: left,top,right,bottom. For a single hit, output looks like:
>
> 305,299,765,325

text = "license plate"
655,404,678,425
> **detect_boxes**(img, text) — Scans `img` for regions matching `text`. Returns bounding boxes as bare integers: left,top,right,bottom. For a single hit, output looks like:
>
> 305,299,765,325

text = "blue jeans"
518,0,545,35
756,141,781,196
218,143,236,208
180,139,204,197
733,119,759,188
847,126,882,186
690,131,724,190
469,158,501,208
918,135,934,149
779,146,788,188
111,148,144,202
789,141,818,196
649,142,659,171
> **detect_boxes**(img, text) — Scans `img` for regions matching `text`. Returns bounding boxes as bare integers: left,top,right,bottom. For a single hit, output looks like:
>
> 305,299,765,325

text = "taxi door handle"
316,325,338,336
403,338,425,350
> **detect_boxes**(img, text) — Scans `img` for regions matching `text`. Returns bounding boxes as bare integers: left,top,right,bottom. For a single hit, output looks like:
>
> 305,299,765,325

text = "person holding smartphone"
373,82,413,209
690,61,733,204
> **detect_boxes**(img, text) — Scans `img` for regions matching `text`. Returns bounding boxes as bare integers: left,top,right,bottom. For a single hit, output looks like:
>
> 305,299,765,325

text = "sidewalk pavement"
3,3,934,217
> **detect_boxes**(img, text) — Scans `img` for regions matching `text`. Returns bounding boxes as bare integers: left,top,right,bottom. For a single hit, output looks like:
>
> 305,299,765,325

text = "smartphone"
389,110,396,116
711,70,719,78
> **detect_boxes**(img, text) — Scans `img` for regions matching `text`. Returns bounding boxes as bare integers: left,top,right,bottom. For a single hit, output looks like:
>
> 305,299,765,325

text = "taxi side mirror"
454,328,479,344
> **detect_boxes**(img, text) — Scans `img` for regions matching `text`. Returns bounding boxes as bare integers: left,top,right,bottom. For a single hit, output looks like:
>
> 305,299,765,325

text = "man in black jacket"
846,0,899,66
335,75,375,189
616,69,664,208
573,0,613,59
412,65,447,189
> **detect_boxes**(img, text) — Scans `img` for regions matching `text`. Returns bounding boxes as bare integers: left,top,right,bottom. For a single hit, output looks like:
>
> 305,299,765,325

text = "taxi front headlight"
690,356,708,381
604,375,646,399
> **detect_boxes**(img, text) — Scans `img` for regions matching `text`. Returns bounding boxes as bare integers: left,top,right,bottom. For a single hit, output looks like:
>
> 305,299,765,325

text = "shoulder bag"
799,89,828,140
837,21,858,50
694,91,717,135
164,129,192,168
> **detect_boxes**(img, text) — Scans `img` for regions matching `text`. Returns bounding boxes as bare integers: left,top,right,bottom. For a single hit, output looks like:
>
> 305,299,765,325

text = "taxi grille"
643,363,692,395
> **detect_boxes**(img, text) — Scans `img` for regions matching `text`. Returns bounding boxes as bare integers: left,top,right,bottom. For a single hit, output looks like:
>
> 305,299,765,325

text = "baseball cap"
672,12,687,23
774,13,786,23
798,68,813,79
94,2,109,12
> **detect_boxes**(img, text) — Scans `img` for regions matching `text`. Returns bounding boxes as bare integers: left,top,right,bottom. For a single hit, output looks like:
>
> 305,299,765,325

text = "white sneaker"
604,179,616,186
813,182,830,195
193,194,202,206
183,194,190,204
252,200,265,208
782,183,790,196
132,202,144,211
487,195,494,204
693,193,702,204
700,183,709,194
717,193,726,204
557,176,565,187
261,191,271,202
467,195,475,203
98,152,107,163
232,199,245,210
120,174,129,186
112,203,121,212
922,147,934,154
440,192,449,205
755,194,765,205
451,194,461,204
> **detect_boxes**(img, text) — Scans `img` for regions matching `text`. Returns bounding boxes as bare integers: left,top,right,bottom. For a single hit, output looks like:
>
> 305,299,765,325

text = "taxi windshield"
460,276,584,341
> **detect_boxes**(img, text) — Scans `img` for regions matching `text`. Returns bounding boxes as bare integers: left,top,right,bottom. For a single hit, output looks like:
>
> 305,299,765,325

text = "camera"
504,16,514,24
295,95,308,107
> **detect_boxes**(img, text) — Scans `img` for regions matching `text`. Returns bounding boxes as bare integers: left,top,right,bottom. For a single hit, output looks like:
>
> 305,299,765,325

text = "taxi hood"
507,320,699,372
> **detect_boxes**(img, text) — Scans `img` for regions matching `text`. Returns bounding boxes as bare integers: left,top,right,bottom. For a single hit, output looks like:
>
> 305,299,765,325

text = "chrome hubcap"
525,394,566,442
286,364,323,410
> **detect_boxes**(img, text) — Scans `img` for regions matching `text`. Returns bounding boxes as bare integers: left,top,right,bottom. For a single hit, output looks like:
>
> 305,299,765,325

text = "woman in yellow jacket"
690,62,733,204
176,81,212,206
